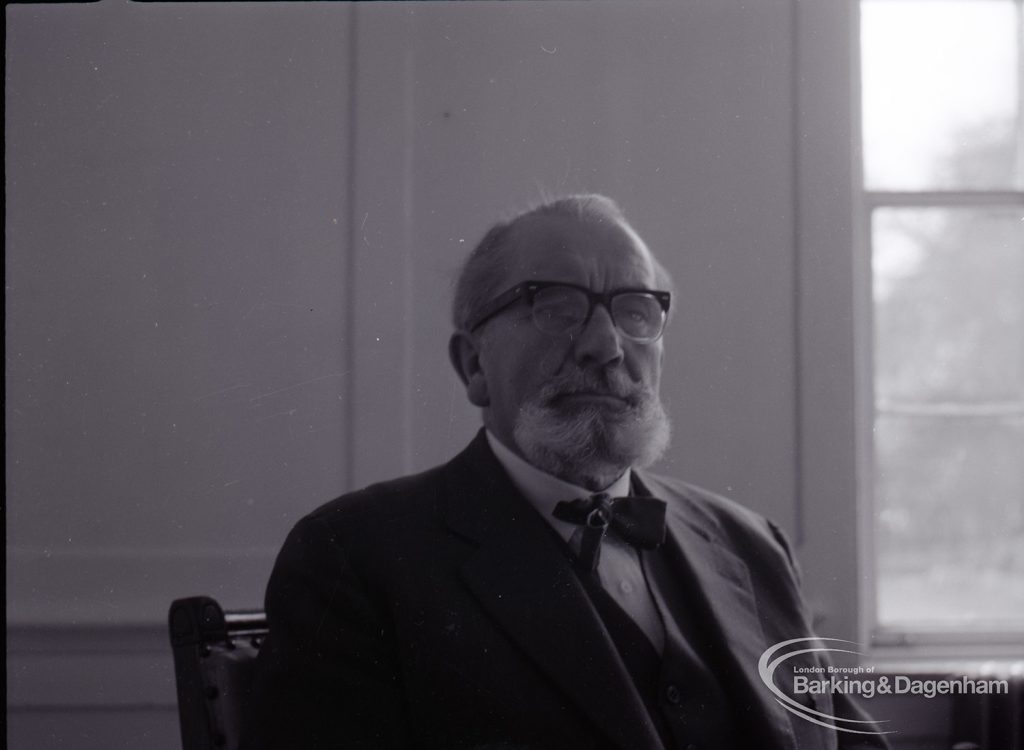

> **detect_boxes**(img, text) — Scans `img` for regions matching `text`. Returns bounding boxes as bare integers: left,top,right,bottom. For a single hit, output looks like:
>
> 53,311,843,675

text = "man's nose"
572,304,624,367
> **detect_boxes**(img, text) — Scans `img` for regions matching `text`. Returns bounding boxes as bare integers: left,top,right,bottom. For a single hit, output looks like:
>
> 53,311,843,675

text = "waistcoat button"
664,683,682,705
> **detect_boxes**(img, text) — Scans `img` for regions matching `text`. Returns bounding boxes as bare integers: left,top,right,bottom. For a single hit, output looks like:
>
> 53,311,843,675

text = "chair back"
168,596,267,750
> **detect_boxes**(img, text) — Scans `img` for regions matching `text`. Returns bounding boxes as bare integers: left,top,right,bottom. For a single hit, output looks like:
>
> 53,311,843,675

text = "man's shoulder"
640,469,799,575
638,469,782,542
304,461,449,528
296,433,492,532
273,433,510,569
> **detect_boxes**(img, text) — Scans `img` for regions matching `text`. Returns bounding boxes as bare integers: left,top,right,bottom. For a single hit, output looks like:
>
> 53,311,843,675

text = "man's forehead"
504,213,657,284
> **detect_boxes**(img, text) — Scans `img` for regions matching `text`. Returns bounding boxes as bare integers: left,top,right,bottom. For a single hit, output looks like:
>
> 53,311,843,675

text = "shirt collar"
485,429,632,543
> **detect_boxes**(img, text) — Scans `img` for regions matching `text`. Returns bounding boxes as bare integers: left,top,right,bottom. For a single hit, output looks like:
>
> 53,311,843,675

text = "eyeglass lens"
531,286,664,340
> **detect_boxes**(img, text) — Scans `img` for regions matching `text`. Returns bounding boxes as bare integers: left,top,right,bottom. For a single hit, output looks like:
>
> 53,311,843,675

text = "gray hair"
451,194,671,332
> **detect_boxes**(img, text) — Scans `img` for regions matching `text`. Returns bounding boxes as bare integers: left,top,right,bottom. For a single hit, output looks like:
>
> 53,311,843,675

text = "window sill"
867,653,1024,678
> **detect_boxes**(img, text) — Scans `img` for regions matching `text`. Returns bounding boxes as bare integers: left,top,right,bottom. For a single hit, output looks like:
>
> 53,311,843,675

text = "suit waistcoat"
577,542,754,749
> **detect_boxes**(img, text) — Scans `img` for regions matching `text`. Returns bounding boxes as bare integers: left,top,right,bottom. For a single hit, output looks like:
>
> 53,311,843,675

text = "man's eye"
617,302,653,322
536,306,577,322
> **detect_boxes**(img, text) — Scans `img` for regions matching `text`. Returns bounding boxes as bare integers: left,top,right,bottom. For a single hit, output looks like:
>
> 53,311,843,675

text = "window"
860,0,1024,646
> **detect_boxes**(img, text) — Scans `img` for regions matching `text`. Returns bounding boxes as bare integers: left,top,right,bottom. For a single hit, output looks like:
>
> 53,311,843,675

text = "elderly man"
243,195,884,749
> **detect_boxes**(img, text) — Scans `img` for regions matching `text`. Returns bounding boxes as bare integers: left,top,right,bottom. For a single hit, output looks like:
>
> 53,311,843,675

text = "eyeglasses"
467,280,671,342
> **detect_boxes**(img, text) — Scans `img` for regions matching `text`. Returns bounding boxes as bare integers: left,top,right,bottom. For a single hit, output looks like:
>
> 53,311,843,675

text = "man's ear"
448,331,490,407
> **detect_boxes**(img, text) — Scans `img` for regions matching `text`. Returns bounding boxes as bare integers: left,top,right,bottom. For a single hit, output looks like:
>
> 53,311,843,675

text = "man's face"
472,213,670,486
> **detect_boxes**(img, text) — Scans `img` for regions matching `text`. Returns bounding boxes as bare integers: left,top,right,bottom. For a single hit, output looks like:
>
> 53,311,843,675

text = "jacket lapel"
636,472,799,750
445,433,665,750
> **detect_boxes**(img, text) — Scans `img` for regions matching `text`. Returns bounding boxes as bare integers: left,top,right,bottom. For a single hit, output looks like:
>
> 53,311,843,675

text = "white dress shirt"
486,430,666,653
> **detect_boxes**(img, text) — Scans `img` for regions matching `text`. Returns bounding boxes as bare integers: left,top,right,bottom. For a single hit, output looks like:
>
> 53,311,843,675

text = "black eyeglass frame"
467,280,672,341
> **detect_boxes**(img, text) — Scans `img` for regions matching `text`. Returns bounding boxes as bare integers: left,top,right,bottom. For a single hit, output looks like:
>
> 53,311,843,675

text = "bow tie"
552,492,667,572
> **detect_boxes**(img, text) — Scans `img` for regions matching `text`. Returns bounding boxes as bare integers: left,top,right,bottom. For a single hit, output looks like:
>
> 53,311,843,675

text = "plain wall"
6,2,867,747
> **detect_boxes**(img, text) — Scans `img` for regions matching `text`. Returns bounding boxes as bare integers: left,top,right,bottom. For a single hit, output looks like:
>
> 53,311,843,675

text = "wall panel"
6,3,353,747
6,0,353,624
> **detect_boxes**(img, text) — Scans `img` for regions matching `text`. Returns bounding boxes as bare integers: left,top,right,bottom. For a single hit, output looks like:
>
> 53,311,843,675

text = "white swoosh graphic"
757,637,896,736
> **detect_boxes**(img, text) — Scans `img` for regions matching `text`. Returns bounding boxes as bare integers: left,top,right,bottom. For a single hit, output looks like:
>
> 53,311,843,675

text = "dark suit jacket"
243,431,885,750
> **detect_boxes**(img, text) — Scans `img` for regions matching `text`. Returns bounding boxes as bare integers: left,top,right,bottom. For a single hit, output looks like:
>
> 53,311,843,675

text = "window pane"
873,207,1024,402
862,0,1023,191
872,206,1024,631
875,414,1024,630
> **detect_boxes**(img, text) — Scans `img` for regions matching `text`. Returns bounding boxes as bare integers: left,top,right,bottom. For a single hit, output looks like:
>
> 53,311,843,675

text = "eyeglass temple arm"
467,285,529,332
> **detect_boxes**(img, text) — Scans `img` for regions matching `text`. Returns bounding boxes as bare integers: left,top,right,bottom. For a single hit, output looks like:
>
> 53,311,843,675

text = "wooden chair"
168,596,267,750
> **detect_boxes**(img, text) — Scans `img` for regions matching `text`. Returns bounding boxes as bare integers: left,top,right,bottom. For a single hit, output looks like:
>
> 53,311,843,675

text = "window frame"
853,0,1024,659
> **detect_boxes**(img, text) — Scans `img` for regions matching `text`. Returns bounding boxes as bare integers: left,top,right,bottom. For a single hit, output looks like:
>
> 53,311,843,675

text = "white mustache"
536,369,648,407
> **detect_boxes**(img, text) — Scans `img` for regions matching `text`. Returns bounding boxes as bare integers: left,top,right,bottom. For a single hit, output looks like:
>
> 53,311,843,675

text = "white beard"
512,373,671,487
